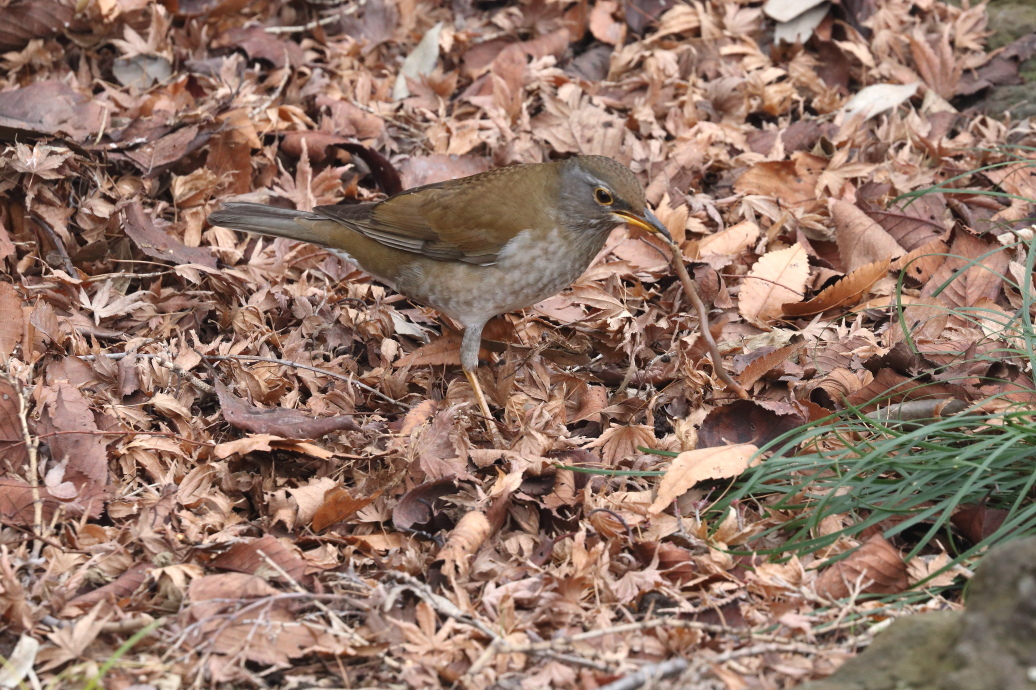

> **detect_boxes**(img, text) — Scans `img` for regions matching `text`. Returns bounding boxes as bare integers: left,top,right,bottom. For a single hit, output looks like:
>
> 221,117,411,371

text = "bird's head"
558,156,672,242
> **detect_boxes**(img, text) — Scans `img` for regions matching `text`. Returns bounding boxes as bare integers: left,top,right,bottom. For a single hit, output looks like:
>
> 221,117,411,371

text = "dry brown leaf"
814,535,909,599
739,243,810,327
122,201,217,268
393,478,459,532
394,331,462,367
208,535,310,584
61,562,152,617
589,0,625,45
183,573,342,666
698,400,805,448
922,230,1008,309
38,381,109,517
831,199,905,272
887,297,950,344
865,195,948,252
845,368,966,412
801,367,868,409
909,27,961,100
891,238,949,284
0,478,59,526
211,434,334,459
648,444,759,514
0,379,27,470
737,340,805,389
216,382,359,438
586,424,657,466
696,220,760,260
952,502,1008,544
733,152,828,210
0,283,22,359
783,257,890,317
311,487,378,532
438,510,492,577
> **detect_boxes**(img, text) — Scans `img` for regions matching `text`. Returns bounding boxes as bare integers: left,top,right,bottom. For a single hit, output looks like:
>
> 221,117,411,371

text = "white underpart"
407,227,600,328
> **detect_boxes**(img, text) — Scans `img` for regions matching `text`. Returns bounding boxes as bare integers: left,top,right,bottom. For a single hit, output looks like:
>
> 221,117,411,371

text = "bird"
208,155,671,445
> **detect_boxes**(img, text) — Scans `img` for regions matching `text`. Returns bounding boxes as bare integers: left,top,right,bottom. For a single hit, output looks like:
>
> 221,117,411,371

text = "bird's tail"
208,203,332,247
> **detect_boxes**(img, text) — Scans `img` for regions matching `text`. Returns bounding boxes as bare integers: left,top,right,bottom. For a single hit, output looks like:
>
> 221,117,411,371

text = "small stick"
664,240,749,400
598,657,689,690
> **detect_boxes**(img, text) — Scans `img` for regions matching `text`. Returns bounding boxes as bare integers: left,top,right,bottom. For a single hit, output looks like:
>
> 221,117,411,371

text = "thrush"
208,155,670,444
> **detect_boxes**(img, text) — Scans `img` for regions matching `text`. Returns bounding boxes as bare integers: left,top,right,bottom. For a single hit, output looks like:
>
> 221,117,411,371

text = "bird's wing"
313,165,559,265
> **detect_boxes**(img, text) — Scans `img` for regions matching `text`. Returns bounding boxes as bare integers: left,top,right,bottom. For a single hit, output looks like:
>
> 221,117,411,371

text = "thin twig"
4,374,45,559
205,354,405,407
664,239,749,399
77,352,214,394
78,352,405,407
255,549,376,651
598,657,689,690
264,0,362,33
713,641,820,662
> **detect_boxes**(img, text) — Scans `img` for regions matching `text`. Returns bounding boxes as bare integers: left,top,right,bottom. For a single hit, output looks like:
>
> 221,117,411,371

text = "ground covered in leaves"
1,0,1035,687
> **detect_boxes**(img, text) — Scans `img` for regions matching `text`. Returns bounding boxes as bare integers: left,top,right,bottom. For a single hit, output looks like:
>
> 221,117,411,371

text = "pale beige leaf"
831,200,905,272
738,244,810,327
783,257,890,317
697,220,760,260
649,444,760,514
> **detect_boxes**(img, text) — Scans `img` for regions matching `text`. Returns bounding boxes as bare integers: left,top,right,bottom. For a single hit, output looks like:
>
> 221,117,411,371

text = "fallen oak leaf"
437,510,492,578
739,243,810,327
783,257,891,317
648,444,759,514
737,339,805,389
814,534,908,599
831,199,904,272
211,434,333,459
311,487,380,533
216,382,359,438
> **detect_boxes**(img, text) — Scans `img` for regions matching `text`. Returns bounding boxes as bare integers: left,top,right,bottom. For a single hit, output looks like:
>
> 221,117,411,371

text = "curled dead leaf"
648,444,759,514
738,243,810,327
737,339,805,389
438,510,491,578
814,535,909,599
830,199,904,273
216,382,359,439
783,257,890,317
311,487,379,533
392,478,459,532
698,400,805,449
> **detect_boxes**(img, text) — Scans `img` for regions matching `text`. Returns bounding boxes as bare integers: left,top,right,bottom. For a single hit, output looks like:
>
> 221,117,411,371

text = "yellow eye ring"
594,187,614,205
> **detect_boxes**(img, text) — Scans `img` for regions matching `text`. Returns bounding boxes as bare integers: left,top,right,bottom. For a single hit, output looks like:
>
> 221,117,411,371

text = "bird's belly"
400,228,599,327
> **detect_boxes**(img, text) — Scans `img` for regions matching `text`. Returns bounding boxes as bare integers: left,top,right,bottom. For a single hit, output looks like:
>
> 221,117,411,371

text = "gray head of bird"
556,156,673,241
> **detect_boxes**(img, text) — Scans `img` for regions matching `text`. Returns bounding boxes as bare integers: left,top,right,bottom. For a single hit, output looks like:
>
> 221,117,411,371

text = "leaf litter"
0,0,1033,686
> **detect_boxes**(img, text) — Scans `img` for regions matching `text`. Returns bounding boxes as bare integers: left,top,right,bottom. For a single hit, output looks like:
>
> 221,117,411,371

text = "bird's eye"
594,187,614,205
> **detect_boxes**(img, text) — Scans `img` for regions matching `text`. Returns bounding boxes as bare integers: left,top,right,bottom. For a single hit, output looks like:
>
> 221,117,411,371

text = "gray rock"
800,536,1036,690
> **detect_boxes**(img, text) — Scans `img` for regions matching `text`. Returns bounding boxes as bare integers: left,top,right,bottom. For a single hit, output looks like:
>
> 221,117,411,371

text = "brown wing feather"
313,162,561,265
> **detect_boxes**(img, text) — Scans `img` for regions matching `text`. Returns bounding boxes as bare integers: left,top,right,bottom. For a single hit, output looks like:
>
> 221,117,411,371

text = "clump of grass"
709,156,1036,589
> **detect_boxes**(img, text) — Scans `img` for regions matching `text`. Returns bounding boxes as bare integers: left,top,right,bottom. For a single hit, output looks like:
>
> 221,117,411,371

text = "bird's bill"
614,208,673,243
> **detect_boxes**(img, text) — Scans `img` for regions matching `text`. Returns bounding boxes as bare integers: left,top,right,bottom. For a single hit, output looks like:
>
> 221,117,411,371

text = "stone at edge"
798,536,1036,690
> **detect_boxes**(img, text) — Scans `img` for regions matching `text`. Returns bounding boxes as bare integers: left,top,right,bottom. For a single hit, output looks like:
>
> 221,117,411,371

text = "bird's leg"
461,323,505,447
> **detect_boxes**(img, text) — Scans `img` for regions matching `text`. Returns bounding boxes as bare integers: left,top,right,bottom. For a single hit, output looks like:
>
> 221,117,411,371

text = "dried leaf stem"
13,376,44,560
598,657,689,690
664,240,749,400
79,352,404,407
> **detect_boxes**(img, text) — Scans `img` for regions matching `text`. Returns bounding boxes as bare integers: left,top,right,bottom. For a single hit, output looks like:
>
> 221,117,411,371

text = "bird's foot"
463,368,507,448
